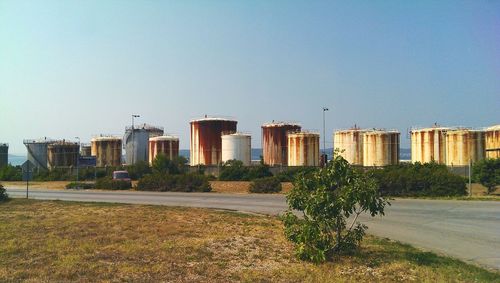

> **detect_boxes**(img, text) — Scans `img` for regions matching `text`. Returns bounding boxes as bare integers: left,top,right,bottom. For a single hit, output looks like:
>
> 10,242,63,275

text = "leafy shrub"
219,160,250,181
125,161,152,180
368,162,467,197
275,167,316,182
94,177,131,190
249,177,282,193
34,168,74,181
472,158,500,194
246,162,273,180
0,165,22,181
152,155,188,175
282,154,388,263
65,182,95,190
0,184,8,202
137,173,211,192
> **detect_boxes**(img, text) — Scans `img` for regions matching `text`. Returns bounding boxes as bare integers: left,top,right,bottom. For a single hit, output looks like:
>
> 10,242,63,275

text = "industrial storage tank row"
287,132,320,166
47,141,79,169
124,124,164,165
261,122,302,166
149,135,180,164
91,136,123,167
410,127,448,164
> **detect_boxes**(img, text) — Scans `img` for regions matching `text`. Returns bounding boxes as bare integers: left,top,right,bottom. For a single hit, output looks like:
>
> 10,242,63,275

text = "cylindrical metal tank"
148,135,180,164
24,138,54,170
445,129,485,166
47,141,79,169
485,125,500,159
262,122,302,166
363,130,400,167
125,124,164,165
0,143,8,168
287,132,320,166
80,144,92,157
190,117,238,165
221,133,252,166
410,127,448,164
333,128,364,165
91,136,122,167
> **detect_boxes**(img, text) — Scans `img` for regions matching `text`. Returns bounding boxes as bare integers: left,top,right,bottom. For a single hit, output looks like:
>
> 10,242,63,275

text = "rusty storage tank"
47,140,79,169
262,122,302,166
80,144,92,157
485,125,500,159
24,138,54,170
410,127,449,164
445,129,485,166
148,135,180,164
190,117,238,166
363,130,400,167
333,127,365,165
287,132,320,166
125,124,164,165
221,133,252,166
0,143,8,168
91,136,123,167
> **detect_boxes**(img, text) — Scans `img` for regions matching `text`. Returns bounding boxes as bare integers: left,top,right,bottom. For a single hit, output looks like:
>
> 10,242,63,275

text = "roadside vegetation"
0,184,8,202
0,199,497,282
473,158,500,195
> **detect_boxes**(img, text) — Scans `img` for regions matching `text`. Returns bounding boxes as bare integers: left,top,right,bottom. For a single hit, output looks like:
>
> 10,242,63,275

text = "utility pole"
131,114,140,165
322,107,329,161
75,137,80,184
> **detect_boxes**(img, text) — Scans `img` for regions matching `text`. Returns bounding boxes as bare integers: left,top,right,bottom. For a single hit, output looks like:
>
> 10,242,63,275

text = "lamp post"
75,137,80,183
322,107,329,159
131,114,140,165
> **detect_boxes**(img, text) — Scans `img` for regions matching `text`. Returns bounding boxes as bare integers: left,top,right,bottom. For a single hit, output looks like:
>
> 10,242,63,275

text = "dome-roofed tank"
0,143,8,168
287,131,320,166
190,117,238,166
125,124,164,165
221,133,251,166
410,126,449,164
445,129,485,166
91,136,122,167
149,135,180,164
24,138,55,170
262,122,301,166
333,126,364,165
485,125,500,159
363,130,400,167
47,140,79,169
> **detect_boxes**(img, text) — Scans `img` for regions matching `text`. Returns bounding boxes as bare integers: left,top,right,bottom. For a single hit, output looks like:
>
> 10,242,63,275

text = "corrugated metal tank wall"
0,143,8,168
485,125,500,159
333,129,364,165
287,132,320,166
124,124,164,165
445,129,485,166
148,136,180,164
24,139,53,170
262,123,302,166
47,141,79,169
80,145,92,157
363,131,400,166
190,118,238,166
91,137,122,167
221,133,251,166
410,127,448,164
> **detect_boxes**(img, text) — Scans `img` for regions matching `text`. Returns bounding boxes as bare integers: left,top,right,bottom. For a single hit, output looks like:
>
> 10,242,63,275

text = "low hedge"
137,173,211,192
94,178,132,190
249,177,282,193
65,182,95,190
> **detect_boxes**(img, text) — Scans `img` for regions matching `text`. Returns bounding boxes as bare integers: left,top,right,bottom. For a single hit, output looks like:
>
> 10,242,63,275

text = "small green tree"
0,184,8,202
282,153,388,263
472,158,500,194
152,154,187,175
219,159,250,181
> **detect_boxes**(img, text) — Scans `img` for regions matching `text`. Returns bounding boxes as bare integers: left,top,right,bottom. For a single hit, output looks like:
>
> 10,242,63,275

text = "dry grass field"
0,199,498,282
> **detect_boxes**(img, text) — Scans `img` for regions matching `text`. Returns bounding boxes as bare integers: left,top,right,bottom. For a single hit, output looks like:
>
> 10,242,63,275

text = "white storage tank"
333,127,365,165
410,127,448,164
445,129,485,166
221,133,251,166
287,132,320,167
363,130,400,167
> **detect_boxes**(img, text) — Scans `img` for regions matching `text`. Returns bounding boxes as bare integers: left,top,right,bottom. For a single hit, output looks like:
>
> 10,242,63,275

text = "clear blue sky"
1,0,499,154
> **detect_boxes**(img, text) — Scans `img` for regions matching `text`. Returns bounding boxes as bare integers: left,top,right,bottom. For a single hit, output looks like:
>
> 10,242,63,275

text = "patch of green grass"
0,199,498,282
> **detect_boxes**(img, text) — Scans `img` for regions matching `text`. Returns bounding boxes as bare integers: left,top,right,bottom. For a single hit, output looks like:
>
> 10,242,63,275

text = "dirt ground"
209,181,293,194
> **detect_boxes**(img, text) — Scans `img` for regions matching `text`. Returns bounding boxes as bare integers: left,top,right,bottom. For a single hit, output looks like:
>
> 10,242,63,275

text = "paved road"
5,187,500,270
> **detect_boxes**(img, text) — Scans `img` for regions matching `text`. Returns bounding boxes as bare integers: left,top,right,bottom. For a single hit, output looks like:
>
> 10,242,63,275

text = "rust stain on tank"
287,132,319,166
262,123,301,166
91,137,122,167
485,126,500,159
445,129,485,166
363,131,400,167
47,141,79,169
190,118,237,165
149,137,180,164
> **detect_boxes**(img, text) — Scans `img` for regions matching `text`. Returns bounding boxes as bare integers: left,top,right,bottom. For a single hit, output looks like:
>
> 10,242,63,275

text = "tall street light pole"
323,107,329,159
75,137,80,183
131,114,140,165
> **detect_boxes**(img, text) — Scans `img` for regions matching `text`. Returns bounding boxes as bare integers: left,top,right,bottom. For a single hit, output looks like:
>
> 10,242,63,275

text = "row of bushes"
0,184,8,202
137,173,211,192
